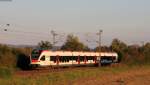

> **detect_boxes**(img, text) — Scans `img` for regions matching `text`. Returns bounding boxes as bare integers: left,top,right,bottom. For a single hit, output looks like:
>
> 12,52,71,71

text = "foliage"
110,39,128,62
143,43,150,63
61,34,89,51
0,37,149,71
94,46,112,52
109,39,150,65
0,44,32,69
38,40,52,50
110,39,128,52
16,53,30,70
0,45,17,67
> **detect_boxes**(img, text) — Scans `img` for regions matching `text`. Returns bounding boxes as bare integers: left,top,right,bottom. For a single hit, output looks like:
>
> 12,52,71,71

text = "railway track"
16,63,119,77
15,66,98,77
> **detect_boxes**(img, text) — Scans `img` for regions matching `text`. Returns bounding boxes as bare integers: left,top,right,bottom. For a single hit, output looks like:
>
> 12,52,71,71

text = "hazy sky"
0,0,150,47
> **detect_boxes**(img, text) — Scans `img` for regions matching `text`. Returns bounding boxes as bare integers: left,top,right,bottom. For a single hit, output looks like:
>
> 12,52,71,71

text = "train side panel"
30,50,118,67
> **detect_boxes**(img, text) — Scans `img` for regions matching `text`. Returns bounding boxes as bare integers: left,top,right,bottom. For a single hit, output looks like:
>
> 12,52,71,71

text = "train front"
30,49,42,68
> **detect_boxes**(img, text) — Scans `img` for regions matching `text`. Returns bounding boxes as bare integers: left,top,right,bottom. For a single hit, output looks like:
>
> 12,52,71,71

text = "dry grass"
1,65,150,85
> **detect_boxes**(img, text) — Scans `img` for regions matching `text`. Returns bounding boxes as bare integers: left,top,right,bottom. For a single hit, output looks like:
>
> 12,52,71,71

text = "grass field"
0,64,150,85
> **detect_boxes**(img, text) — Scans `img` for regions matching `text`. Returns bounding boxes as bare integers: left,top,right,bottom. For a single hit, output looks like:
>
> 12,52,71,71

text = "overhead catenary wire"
0,24,101,47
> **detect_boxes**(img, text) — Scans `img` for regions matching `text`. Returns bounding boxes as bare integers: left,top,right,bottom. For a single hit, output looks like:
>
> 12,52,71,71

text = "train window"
60,56,64,62
56,56,89,62
69,56,72,61
101,56,113,60
87,56,92,60
31,49,42,59
60,56,63,62
59,56,62,62
50,56,57,62
80,56,84,62
58,56,70,62
65,56,69,62
40,56,45,61
63,57,66,62
72,56,74,60
71,56,78,61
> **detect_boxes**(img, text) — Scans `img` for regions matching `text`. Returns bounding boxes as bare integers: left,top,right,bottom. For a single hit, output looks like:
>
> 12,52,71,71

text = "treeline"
0,34,150,70
0,44,32,69
38,34,150,65
110,39,150,65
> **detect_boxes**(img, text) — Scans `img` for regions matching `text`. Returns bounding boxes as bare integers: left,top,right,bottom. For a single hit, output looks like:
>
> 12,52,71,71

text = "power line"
1,24,103,48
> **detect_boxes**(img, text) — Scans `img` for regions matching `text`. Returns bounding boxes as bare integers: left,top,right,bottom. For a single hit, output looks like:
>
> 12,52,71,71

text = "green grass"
0,67,13,79
0,65,150,85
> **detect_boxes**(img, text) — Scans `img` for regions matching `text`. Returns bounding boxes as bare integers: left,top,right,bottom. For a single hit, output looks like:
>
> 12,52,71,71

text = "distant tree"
110,39,127,52
143,43,150,63
38,41,52,50
94,46,111,52
128,44,140,56
84,46,91,51
110,38,128,62
61,34,88,51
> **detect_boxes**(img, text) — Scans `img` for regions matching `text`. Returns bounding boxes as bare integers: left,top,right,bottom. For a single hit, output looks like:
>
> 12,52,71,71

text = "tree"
61,34,88,51
94,46,111,52
143,43,150,63
38,41,52,50
110,38,127,62
110,39,127,52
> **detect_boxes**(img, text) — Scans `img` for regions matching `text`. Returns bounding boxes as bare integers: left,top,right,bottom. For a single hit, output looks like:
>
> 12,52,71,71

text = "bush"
0,44,32,70
17,53,30,70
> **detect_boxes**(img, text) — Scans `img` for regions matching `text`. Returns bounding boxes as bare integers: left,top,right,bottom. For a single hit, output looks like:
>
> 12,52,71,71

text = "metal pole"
51,30,57,50
98,30,103,66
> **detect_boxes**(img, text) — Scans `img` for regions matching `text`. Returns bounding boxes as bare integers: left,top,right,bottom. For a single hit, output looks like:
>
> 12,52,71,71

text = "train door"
39,55,50,66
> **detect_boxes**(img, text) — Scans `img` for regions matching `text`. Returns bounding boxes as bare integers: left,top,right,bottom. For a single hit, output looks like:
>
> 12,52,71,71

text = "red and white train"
30,49,118,67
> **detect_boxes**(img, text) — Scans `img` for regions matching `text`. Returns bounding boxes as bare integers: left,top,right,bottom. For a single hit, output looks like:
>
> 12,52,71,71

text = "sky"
0,0,150,47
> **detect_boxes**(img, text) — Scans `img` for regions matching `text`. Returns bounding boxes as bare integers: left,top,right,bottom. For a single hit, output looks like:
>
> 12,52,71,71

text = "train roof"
39,50,118,57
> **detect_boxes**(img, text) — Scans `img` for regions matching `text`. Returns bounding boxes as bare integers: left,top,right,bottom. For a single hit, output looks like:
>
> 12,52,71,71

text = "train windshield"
31,49,42,60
